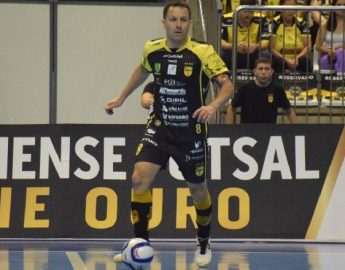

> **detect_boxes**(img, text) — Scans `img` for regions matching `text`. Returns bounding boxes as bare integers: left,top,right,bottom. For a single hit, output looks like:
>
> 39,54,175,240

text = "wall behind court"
0,2,164,124
0,3,50,124
57,4,164,124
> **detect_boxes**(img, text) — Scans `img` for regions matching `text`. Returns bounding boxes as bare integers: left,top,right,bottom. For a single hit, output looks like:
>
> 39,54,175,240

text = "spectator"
225,57,297,124
221,0,270,70
270,0,312,72
315,0,345,72
309,0,328,47
261,0,305,21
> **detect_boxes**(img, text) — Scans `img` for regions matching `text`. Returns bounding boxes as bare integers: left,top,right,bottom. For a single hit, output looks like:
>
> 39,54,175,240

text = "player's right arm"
105,65,150,114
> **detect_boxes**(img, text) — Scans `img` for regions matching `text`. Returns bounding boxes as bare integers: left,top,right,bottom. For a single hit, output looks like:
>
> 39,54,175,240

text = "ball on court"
121,238,154,270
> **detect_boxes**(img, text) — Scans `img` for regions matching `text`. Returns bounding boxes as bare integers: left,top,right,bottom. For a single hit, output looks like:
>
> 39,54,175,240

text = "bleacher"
192,1,345,124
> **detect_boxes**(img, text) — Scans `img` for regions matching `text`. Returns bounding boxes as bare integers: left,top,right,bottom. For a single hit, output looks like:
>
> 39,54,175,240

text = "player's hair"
254,57,273,68
163,1,192,19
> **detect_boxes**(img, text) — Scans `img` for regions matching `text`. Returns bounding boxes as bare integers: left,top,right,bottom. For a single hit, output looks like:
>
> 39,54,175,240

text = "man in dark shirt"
225,57,297,124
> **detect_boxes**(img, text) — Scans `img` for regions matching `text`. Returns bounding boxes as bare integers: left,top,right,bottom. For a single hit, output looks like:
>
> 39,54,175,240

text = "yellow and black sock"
131,189,152,241
194,192,212,240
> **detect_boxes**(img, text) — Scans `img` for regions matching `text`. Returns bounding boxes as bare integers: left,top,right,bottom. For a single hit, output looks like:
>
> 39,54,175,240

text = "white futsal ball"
121,238,154,270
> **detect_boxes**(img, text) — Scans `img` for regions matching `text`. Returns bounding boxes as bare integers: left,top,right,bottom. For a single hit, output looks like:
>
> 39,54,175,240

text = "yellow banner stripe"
306,127,345,239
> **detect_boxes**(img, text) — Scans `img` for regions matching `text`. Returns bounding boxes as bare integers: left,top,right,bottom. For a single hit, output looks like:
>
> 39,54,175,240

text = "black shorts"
135,128,208,184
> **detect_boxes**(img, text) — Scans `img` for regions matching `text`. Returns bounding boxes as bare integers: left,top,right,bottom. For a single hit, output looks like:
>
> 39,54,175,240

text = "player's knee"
131,172,148,194
189,186,208,202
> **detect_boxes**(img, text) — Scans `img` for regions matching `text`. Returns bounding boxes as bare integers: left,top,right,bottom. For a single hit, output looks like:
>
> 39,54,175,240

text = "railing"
229,5,345,124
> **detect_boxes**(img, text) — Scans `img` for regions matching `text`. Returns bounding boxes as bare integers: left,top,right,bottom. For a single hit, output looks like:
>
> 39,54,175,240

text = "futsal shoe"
194,237,212,268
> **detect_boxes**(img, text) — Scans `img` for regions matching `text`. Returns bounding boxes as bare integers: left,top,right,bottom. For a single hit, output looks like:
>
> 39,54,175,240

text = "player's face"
254,63,273,86
162,6,191,48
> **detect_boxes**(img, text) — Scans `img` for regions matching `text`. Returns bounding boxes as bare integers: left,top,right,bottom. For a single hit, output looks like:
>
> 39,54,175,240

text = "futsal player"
105,1,233,268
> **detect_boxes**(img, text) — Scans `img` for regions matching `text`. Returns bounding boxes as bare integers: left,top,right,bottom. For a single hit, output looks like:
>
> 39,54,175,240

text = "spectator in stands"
308,0,328,47
315,0,345,72
225,57,297,124
221,0,270,70
261,0,305,21
270,0,312,72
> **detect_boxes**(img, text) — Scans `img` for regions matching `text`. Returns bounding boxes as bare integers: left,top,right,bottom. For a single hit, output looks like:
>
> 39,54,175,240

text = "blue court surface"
1,239,345,269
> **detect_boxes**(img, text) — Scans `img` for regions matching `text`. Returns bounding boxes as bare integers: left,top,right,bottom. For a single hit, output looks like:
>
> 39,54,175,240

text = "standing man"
225,57,297,124
105,1,233,268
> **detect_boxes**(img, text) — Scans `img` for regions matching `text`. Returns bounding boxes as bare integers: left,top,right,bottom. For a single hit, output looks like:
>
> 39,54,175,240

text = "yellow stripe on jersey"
141,38,166,73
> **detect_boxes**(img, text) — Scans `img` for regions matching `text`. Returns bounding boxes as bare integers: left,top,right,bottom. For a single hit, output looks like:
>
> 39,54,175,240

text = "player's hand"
105,96,124,115
192,105,216,123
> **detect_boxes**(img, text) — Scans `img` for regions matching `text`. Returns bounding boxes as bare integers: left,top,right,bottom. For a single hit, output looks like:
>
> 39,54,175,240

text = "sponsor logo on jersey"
167,64,177,75
166,97,188,103
142,137,158,147
164,121,188,127
159,87,186,95
166,106,188,112
154,63,161,73
163,79,186,87
194,140,201,148
195,165,204,176
146,128,156,135
163,114,189,120
163,53,183,59
268,94,274,103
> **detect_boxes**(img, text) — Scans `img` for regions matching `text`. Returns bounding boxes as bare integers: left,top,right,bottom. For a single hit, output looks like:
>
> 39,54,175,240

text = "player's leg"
131,161,160,241
173,139,212,267
187,181,212,268
113,161,159,263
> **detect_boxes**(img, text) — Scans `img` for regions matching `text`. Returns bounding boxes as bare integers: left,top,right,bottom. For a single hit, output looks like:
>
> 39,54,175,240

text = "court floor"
1,239,345,270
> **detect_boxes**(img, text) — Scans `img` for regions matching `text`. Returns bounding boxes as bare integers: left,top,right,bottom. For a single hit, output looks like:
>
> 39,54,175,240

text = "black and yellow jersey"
141,35,229,141
221,12,270,44
271,16,309,59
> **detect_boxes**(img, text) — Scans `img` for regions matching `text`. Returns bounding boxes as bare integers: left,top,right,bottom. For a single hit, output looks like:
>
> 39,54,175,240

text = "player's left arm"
193,73,233,123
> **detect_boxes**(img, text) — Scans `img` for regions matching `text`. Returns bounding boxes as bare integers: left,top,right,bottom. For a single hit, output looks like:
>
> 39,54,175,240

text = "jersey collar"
164,35,192,52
